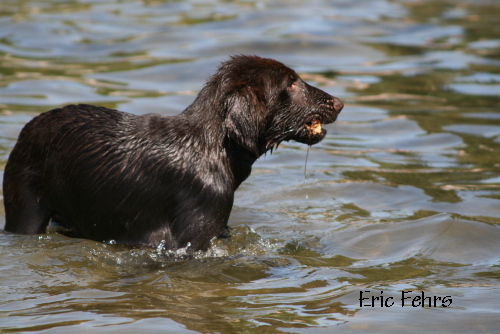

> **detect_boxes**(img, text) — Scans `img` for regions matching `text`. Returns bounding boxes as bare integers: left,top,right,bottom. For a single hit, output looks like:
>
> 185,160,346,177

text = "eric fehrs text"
359,290,452,308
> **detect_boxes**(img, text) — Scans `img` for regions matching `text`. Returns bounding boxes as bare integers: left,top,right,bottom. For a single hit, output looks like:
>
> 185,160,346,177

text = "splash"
83,225,281,268
151,225,279,261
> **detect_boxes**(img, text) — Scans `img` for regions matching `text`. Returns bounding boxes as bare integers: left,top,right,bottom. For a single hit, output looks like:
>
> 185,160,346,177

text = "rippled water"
1,0,499,333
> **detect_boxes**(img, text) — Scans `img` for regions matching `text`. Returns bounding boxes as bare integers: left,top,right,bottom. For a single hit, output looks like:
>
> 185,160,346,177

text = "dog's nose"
334,98,344,113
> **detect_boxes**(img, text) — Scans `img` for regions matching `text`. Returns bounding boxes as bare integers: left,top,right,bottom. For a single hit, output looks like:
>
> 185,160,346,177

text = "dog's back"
3,105,132,235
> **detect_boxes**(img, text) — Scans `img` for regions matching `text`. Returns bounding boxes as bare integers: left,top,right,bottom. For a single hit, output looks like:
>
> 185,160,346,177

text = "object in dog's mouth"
308,119,322,135
3,55,344,252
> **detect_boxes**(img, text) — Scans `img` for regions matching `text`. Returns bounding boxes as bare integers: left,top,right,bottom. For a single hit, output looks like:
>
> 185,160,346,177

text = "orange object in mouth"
307,119,322,135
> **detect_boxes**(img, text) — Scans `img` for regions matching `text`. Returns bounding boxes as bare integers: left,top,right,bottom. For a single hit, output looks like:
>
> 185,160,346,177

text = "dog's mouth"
266,99,343,152
297,114,332,145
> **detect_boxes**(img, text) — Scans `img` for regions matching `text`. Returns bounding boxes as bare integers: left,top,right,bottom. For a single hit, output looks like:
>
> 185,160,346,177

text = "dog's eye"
288,76,298,89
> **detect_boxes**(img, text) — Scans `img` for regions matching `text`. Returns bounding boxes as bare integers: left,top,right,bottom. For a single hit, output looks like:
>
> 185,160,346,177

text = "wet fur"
3,55,343,251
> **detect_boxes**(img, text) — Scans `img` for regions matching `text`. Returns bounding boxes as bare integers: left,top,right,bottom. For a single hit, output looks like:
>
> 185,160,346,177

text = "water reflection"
1,0,500,333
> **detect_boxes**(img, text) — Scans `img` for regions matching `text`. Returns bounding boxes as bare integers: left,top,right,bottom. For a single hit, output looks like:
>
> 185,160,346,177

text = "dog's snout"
334,98,344,113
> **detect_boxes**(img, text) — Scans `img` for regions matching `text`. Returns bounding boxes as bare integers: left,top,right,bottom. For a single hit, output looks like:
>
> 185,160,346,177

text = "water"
1,0,499,333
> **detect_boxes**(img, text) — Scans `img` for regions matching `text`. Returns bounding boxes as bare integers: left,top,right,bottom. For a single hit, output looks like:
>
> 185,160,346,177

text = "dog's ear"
224,85,264,157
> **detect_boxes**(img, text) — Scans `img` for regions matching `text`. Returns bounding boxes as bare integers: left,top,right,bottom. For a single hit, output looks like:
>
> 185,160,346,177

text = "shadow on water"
1,0,500,333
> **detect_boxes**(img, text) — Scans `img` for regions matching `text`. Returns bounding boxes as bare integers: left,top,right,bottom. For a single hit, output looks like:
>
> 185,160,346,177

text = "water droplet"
304,145,310,183
304,146,311,198
156,240,166,253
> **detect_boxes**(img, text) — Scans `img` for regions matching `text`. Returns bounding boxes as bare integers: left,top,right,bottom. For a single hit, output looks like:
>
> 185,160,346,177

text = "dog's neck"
224,136,257,189
178,102,258,191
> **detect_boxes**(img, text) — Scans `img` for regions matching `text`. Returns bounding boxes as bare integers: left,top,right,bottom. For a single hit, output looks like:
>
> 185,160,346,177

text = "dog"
3,55,343,251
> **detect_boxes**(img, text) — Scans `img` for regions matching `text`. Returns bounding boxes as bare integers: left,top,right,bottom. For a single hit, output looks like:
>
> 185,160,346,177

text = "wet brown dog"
3,55,343,251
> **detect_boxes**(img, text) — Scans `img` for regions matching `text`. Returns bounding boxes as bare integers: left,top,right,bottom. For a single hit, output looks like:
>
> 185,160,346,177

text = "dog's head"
209,55,344,156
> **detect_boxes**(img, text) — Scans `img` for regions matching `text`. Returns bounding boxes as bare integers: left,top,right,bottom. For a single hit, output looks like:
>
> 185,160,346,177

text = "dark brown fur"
3,55,343,251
